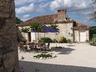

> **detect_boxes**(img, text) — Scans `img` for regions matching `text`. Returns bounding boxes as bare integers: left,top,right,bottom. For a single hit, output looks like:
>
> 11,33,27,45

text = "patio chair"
35,43,41,50
34,42,45,51
44,43,50,51
28,42,35,50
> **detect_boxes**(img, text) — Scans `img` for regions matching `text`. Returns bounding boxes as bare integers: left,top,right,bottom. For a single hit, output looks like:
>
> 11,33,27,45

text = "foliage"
52,39,58,43
90,0,96,20
90,37,96,46
33,53,56,59
90,26,96,40
34,53,52,59
16,17,22,24
17,29,27,42
50,24,58,30
30,22,43,32
30,23,59,33
90,26,96,34
59,37,68,43
39,37,53,43
67,39,72,43
21,28,30,33
58,37,72,43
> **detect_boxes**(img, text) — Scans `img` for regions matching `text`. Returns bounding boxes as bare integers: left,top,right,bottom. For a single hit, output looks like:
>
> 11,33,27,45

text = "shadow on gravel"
20,61,96,72
51,47,75,55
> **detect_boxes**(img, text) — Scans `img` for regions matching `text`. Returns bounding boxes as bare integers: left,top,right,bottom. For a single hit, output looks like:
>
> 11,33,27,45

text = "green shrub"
67,39,72,43
39,37,52,43
58,37,72,43
52,39,58,43
21,28,30,33
33,53,53,59
59,37,67,43
90,38,96,46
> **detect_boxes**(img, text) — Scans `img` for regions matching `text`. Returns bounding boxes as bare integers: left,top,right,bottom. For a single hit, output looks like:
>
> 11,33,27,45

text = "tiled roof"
27,14,57,24
73,21,89,30
16,9,89,31
17,14,56,26
17,14,72,27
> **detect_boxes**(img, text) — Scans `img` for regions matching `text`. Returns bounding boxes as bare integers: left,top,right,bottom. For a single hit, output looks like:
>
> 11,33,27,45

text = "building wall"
19,24,89,43
86,30,89,41
33,22,74,42
74,30,80,42
21,33,29,42
56,22,73,41
74,30,89,42
20,32,58,42
57,9,67,22
37,32,57,40
18,22,74,42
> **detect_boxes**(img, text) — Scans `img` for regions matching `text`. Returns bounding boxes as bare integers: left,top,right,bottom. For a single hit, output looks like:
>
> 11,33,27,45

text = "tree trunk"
0,0,19,72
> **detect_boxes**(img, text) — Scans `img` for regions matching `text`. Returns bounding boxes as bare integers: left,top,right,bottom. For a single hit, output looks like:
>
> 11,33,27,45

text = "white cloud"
15,0,35,6
23,14,30,18
15,0,50,21
50,0,64,10
16,3,35,14
72,0,87,9
15,0,92,21
16,14,32,21
64,0,72,7
49,0,90,10
22,14,32,21
73,0,93,9
50,1,60,9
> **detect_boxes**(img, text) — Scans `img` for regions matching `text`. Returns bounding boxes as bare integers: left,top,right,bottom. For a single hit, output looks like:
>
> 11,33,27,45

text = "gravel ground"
19,43,96,72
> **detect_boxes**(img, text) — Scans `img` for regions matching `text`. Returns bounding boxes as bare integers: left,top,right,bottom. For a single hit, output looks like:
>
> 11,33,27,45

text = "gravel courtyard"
19,43,96,72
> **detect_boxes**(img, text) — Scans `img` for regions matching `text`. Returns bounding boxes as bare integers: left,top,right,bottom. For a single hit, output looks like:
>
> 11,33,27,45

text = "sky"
15,0,96,26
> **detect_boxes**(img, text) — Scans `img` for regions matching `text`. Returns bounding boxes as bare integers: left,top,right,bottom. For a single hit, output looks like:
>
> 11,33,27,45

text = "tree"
50,24,59,31
21,28,30,33
30,22,43,32
90,26,96,40
90,0,96,20
16,17,22,24
50,24,59,42
30,22,43,40
20,27,30,42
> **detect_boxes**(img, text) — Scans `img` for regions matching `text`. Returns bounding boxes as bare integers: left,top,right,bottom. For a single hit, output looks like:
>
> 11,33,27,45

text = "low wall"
49,43,75,49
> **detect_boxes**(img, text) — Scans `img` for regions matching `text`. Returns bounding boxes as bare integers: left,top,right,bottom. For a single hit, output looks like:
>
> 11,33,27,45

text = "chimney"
57,9,67,22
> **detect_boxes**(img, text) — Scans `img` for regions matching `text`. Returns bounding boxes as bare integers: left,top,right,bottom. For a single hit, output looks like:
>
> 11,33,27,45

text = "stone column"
0,0,19,72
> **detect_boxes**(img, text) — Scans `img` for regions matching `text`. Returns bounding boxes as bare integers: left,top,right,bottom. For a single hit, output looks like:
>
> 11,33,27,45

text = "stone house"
17,9,89,43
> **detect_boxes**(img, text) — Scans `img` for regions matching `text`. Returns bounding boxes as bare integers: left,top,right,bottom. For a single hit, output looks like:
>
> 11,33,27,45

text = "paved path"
19,43,96,72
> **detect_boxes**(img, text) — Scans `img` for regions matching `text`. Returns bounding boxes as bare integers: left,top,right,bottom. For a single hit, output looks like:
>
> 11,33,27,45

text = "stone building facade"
0,0,19,72
17,9,89,43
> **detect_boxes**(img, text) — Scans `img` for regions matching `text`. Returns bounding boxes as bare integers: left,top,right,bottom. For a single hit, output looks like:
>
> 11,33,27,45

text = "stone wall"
19,22,74,42
56,23,73,41
0,0,19,72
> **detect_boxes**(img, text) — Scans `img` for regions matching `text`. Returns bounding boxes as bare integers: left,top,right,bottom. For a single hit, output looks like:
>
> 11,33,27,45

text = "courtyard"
19,43,96,72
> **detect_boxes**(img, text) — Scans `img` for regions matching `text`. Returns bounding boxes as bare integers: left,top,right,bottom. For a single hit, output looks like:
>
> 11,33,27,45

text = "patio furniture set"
19,42,50,52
